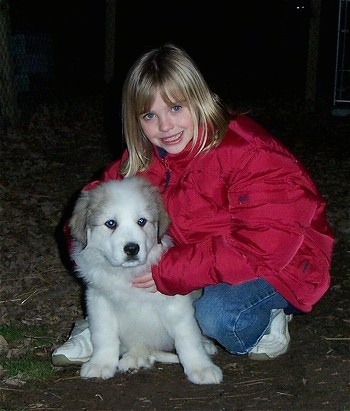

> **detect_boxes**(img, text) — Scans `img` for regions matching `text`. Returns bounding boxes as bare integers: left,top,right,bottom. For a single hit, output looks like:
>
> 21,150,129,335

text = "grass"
0,325,57,381
0,356,54,380
0,324,50,342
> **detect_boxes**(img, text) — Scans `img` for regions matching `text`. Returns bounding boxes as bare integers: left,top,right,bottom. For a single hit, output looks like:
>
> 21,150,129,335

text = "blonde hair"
120,43,232,177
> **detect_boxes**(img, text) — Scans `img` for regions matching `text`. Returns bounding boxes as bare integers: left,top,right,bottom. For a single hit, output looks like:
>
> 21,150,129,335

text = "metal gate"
333,0,350,115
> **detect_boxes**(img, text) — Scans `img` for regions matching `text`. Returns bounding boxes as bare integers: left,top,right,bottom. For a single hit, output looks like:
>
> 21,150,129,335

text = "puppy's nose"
124,242,140,256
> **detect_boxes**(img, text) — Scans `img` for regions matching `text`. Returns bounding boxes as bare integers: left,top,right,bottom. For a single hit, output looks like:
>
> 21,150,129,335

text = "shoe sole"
51,354,90,367
248,342,290,361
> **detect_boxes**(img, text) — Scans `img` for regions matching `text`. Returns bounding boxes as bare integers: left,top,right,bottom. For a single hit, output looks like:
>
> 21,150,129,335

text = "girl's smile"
161,131,183,145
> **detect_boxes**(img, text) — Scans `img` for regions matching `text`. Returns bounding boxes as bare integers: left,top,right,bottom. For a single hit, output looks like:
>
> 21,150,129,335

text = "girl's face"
139,91,194,154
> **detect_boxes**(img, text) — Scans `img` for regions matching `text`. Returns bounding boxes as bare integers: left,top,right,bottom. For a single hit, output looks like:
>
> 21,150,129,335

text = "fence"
0,0,107,126
333,0,350,115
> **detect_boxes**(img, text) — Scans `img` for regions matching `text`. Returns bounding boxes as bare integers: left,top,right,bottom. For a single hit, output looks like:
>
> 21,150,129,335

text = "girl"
52,43,334,367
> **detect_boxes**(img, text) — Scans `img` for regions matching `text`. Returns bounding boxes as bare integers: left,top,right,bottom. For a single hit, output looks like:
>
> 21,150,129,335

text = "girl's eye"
105,219,117,229
142,112,155,120
172,105,181,112
138,218,147,227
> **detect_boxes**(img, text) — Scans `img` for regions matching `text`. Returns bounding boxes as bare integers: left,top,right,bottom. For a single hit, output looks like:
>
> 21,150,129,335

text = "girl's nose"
158,115,173,132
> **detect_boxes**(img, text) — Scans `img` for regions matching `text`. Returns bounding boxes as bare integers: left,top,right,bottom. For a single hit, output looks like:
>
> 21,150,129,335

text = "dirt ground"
0,96,349,411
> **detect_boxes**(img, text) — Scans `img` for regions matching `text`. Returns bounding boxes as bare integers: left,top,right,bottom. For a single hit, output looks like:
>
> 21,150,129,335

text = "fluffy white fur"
69,177,223,384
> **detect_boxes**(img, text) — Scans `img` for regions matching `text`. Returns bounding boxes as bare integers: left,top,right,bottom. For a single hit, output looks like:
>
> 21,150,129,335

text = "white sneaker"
52,319,92,366
248,309,292,361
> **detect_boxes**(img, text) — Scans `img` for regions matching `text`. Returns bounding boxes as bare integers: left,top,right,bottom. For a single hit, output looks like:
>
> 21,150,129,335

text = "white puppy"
69,177,223,385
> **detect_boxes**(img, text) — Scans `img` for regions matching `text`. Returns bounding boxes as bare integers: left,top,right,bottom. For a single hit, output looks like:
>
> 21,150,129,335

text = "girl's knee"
193,280,287,354
195,303,271,355
197,314,250,355
195,307,244,353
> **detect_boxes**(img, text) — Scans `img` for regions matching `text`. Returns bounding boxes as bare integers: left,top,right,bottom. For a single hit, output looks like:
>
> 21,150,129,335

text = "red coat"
83,115,334,312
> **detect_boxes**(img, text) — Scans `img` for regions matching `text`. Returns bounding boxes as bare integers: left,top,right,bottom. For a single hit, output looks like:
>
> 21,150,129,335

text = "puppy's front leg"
173,317,223,385
80,290,119,379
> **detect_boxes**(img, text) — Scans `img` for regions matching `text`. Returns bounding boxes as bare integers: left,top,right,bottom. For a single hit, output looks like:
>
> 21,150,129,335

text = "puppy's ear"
152,187,170,243
69,190,90,248
157,202,170,243
138,177,170,243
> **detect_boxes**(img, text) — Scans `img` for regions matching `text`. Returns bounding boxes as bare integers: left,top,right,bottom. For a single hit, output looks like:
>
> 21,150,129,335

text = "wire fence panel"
0,0,106,125
334,0,350,105
0,0,18,126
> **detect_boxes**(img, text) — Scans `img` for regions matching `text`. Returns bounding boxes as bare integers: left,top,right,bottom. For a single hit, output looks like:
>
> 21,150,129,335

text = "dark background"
8,0,338,106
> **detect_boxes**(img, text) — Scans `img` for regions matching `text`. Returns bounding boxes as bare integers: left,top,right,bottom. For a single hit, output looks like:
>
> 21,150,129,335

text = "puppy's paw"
202,337,218,356
80,361,117,379
186,364,223,385
118,353,156,371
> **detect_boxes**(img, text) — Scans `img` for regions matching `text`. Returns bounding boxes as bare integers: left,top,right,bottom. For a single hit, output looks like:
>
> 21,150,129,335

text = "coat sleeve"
152,143,334,311
152,235,257,295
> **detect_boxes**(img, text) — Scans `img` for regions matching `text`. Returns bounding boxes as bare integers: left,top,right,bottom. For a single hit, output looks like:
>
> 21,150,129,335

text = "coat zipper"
163,158,171,188
157,147,171,189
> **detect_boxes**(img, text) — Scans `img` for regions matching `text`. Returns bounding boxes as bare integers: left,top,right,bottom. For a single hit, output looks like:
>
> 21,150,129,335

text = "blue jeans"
193,278,296,355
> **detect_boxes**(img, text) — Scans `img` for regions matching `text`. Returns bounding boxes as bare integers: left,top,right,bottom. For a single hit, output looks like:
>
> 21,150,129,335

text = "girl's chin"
161,144,185,154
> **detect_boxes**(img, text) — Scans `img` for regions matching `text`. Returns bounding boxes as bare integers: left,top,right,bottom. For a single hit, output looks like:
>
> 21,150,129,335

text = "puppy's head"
69,177,170,249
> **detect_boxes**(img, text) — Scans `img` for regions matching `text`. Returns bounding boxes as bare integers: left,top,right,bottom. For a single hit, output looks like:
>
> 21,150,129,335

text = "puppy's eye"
105,219,117,229
138,218,147,227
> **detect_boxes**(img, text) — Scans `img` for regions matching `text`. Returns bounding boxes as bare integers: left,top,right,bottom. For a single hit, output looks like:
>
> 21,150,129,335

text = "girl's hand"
132,272,157,293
